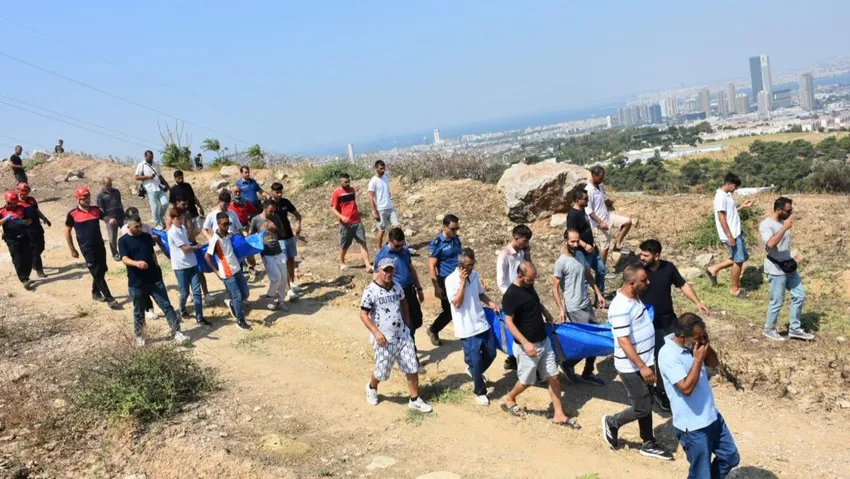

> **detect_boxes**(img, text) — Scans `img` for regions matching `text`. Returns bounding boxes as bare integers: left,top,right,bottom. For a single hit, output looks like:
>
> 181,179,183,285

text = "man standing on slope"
445,248,500,405
602,265,673,461
567,187,607,296
96,177,125,261
235,166,268,212
269,182,302,299
135,150,169,229
496,224,533,371
9,145,27,185
17,183,51,278
373,228,424,348
705,173,754,299
1,190,34,290
205,212,252,331
361,257,433,414
331,173,372,271
368,160,399,250
759,197,814,342
65,186,119,309
426,214,462,347
585,166,634,268
638,239,709,412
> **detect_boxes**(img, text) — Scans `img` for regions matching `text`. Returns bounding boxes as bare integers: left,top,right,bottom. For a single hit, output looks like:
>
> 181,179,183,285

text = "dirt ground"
0,156,849,478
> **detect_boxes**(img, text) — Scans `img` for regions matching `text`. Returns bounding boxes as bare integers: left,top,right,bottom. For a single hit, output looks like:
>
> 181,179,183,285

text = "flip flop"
734,289,749,299
553,417,582,430
500,403,526,418
705,268,718,287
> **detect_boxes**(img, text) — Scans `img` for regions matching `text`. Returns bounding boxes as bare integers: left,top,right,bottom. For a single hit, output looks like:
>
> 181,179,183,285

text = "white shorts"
377,208,400,231
512,338,559,386
592,213,632,251
373,335,418,381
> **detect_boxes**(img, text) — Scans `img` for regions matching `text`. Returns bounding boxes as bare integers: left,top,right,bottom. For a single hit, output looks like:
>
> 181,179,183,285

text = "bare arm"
451,278,467,309
617,337,650,371
680,283,707,312
64,226,77,254
204,253,217,274
368,190,378,216
330,205,347,222
552,277,565,315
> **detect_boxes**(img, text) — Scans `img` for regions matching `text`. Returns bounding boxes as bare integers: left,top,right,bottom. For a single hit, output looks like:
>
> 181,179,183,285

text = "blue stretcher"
151,229,263,273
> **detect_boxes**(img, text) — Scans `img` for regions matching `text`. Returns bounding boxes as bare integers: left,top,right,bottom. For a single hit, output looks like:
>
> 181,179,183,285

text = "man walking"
368,160,399,249
426,214,462,347
235,166,267,212
269,182,302,299
205,212,252,331
96,177,125,261
17,183,51,278
203,191,242,239
361,257,433,413
500,261,578,428
250,200,289,311
585,166,634,266
194,153,203,170
135,150,169,229
760,197,814,341
659,313,740,478
331,173,372,270
9,146,27,185
568,187,607,295
445,248,500,405
639,239,710,412
172,197,211,305
705,173,754,298
65,186,118,309
373,228,424,347
552,229,606,386
169,170,205,233
1,191,34,290
602,265,672,460
120,214,188,347
496,224,533,370
167,209,212,327
229,184,259,279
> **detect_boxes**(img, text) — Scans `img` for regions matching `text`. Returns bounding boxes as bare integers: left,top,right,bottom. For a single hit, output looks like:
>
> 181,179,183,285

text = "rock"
837,336,847,343
407,194,423,207
259,434,310,457
402,211,415,220
219,431,228,437
219,165,239,177
404,229,417,238
0,434,16,442
680,267,703,281
838,400,850,409
497,161,591,222
32,151,50,162
416,473,461,479
253,406,261,412
274,171,287,181
366,456,396,471
68,175,80,181
210,180,228,191
52,398,67,409
435,213,445,222
121,474,148,479
695,253,714,268
53,175,67,183
785,385,798,396
549,213,567,229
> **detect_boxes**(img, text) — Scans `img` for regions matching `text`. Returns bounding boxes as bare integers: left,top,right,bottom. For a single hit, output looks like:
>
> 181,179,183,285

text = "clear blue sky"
2,0,849,158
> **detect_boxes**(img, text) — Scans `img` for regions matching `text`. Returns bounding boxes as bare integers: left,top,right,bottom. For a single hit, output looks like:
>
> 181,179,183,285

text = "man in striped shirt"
602,265,673,461
205,212,252,331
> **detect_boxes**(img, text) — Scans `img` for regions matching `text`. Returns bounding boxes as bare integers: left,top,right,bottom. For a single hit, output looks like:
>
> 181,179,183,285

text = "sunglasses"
448,226,460,232
221,221,232,226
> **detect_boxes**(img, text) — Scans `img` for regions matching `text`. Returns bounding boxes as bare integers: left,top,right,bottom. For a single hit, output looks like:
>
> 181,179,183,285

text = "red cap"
75,186,91,200
16,182,30,193
5,191,19,203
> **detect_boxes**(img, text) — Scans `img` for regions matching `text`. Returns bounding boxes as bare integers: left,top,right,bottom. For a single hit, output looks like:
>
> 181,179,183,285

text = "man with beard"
134,150,169,229
65,186,119,309
373,228,425,348
96,177,125,261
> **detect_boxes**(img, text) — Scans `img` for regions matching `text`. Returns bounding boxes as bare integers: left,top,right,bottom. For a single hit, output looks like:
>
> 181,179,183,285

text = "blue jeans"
723,234,749,263
129,280,180,336
223,271,250,323
586,250,607,294
461,330,497,395
674,415,740,479
765,272,805,332
175,267,203,321
147,190,167,226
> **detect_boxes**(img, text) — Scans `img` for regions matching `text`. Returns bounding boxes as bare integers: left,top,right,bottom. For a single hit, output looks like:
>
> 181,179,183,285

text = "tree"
158,121,192,170
246,144,265,169
201,138,223,162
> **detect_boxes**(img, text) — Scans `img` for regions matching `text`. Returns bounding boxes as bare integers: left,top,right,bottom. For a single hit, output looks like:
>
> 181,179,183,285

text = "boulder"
694,253,714,268
680,267,703,281
219,165,239,177
32,151,50,162
549,213,568,229
53,175,67,184
210,180,228,191
67,169,84,179
274,171,287,181
497,161,591,222
67,175,80,181
407,194,423,207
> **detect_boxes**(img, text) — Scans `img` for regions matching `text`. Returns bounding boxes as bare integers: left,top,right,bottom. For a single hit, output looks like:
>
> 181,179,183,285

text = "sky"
2,0,850,159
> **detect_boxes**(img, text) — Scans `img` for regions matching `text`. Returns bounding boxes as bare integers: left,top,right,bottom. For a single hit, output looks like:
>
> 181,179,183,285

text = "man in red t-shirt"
330,173,372,271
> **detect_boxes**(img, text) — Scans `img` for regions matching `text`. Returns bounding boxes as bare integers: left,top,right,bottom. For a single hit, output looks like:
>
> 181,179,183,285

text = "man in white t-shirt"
202,190,243,239
134,150,169,229
445,248,501,406
602,265,673,461
584,166,634,268
367,160,400,250
167,209,211,327
495,224,533,371
360,258,433,413
705,173,754,299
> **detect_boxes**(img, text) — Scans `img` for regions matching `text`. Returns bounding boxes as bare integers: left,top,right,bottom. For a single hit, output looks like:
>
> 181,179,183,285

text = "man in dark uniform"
65,186,118,309
0,190,34,290
17,183,51,278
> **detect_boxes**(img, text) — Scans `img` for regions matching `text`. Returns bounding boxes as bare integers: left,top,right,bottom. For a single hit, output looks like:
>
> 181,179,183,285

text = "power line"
0,134,51,150
0,51,248,144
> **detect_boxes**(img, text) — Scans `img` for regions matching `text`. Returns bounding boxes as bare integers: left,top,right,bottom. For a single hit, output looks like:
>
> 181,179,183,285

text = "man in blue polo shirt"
374,227,425,347
235,166,267,211
659,313,740,479
426,214,462,347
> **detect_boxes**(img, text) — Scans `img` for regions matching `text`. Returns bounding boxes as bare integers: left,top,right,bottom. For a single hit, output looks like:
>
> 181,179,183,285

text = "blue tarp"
484,307,615,362
151,229,263,273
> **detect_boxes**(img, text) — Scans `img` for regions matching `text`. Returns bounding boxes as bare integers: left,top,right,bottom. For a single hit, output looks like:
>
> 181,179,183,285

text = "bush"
72,345,217,424
303,161,370,188
389,153,509,184
209,158,235,168
686,204,764,249
161,143,192,170
24,156,48,171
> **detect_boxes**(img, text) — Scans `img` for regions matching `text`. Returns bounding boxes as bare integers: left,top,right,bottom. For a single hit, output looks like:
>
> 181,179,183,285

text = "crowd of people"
4,147,819,477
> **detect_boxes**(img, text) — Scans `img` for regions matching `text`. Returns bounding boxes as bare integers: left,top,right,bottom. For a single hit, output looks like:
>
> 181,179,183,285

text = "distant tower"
346,143,354,161
698,88,711,115
757,90,772,119
760,55,772,97
799,72,815,112
716,90,729,117
726,83,736,113
735,93,749,115
433,129,442,144
749,56,764,97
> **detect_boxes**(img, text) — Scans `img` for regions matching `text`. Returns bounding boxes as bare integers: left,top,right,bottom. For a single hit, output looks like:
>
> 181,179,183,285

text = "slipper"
338,264,349,271
500,403,526,418
705,268,718,287
734,289,749,299
553,417,582,430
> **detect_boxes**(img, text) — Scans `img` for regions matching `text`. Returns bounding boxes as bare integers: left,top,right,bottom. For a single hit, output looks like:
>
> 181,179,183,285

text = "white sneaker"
291,283,303,293
475,394,489,406
286,290,299,301
145,309,158,320
466,366,488,384
365,384,379,406
173,331,190,343
135,336,145,348
408,397,433,413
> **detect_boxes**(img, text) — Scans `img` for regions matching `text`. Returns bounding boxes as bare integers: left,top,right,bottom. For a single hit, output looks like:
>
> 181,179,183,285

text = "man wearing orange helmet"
16,183,51,278
1,190,34,290
65,186,118,308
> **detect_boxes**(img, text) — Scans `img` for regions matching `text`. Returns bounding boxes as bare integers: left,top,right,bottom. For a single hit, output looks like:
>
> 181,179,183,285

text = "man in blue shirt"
426,214,462,347
659,313,740,479
235,166,267,211
373,228,425,347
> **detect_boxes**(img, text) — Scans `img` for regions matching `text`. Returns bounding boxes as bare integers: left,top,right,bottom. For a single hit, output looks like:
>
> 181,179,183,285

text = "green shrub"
72,345,217,424
389,153,509,184
209,158,236,168
686,204,764,249
161,143,192,170
24,155,48,170
303,161,370,188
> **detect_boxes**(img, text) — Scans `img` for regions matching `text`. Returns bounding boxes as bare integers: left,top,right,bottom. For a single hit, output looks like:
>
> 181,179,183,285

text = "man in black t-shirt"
169,170,205,232
65,186,118,308
500,261,579,429
270,182,302,299
9,145,27,184
639,239,709,411
566,187,607,295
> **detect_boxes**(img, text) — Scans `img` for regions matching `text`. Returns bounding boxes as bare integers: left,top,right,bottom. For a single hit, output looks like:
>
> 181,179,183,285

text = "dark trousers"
105,219,123,257
403,285,423,346
29,232,45,273
565,356,597,376
611,371,655,442
654,321,676,399
675,415,740,479
129,280,180,336
7,237,32,283
83,247,113,300
461,330,497,395
429,276,453,334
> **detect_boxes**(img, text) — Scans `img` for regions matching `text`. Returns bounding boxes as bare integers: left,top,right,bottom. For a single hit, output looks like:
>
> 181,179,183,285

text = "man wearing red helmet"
1,190,34,290
65,186,118,308
16,183,52,278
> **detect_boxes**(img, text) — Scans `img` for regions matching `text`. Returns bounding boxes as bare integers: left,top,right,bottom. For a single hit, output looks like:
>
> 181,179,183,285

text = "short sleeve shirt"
65,207,105,252
235,178,262,205
367,175,393,210
496,245,526,294
608,291,656,373
658,334,718,432
167,225,197,270
713,189,741,242
428,232,462,278
554,254,591,312
360,281,408,344
444,269,490,339
228,201,257,227
169,183,199,218
203,210,242,235
502,284,546,343
273,198,298,239
759,217,792,276
118,232,163,288
207,232,241,279
250,214,284,257
640,260,686,327
567,208,594,247
135,162,163,193
373,245,414,288
330,186,362,225
584,183,609,227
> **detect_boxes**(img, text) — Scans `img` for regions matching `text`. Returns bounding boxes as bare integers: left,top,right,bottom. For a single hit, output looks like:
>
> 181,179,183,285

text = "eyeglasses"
448,226,460,232
221,221,232,226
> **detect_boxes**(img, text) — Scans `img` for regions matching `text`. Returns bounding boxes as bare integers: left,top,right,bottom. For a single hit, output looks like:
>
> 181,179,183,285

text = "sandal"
705,268,718,287
733,289,749,299
553,417,582,430
500,403,526,418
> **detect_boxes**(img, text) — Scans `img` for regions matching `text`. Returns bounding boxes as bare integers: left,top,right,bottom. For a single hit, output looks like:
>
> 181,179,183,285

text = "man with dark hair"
97,177,125,261
17,182,51,277
659,313,740,478
203,190,242,239
585,166,634,269
1,190,34,289
603,264,672,460
269,182,302,298
331,173,371,270
229,184,259,279
759,197,813,341
250,199,289,311
567,186,607,296
9,145,27,184
368,160,399,249
54,139,65,155
205,211,252,331
194,153,203,170
706,173,754,298
496,223,533,370
65,186,118,309
235,165,267,211
169,169,205,233
167,207,212,326
134,150,169,229
373,227,424,347
426,214,462,346
639,239,709,412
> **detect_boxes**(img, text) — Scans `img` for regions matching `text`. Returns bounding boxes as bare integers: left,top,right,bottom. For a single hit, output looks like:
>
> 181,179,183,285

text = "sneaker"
788,329,815,341
763,330,786,342
408,397,433,413
180,309,192,319
267,300,278,311
580,373,606,387
466,366,488,384
654,392,671,412
286,289,299,301
474,394,490,406
22,280,34,290
196,318,213,327
145,309,159,320
365,384,379,406
290,283,303,293
224,299,236,319
602,415,618,450
135,336,145,348
427,329,442,347
563,367,580,385
503,356,517,371
92,293,106,302
173,331,190,343
106,298,120,309
236,321,252,331
639,441,673,461
35,270,47,279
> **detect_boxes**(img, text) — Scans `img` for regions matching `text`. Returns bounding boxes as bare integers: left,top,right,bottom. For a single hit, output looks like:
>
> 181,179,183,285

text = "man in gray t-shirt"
758,197,813,341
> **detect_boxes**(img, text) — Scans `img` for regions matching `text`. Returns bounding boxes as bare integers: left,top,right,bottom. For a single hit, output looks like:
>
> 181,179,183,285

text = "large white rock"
210,179,228,191
219,165,239,177
549,213,568,228
366,456,396,470
694,253,714,268
497,162,591,222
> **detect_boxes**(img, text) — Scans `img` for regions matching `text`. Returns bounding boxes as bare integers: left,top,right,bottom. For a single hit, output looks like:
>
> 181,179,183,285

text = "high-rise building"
799,72,815,112
698,88,711,115
346,143,354,161
662,97,678,118
749,56,764,97
772,89,793,109
717,90,729,117
648,104,662,124
760,55,772,98
638,104,650,123
735,93,749,115
433,129,442,144
727,83,736,113
757,90,771,119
